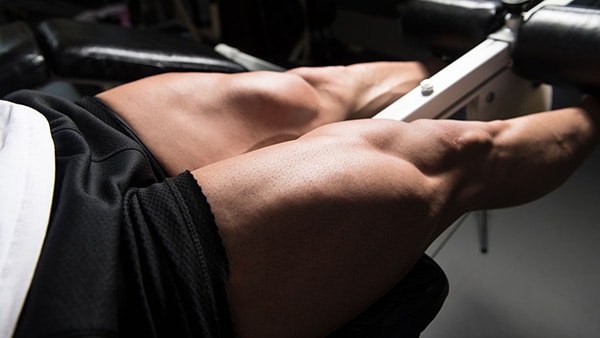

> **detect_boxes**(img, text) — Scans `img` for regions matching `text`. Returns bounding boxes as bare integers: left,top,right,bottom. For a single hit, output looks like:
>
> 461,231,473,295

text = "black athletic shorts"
5,90,235,338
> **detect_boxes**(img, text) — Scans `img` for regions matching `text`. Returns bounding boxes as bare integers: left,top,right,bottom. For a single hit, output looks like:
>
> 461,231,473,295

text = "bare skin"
97,61,434,174
97,62,600,337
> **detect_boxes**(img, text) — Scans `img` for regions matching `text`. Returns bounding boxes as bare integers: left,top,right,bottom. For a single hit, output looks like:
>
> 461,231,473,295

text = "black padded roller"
401,0,506,57
513,5,600,94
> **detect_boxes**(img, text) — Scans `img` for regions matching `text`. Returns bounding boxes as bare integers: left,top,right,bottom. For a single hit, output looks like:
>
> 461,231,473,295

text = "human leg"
191,97,600,337
95,60,435,175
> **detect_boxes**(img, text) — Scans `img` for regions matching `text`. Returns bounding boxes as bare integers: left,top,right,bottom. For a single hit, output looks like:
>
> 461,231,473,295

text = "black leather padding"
0,21,48,97
401,0,505,58
513,5,600,94
36,19,246,82
328,254,449,338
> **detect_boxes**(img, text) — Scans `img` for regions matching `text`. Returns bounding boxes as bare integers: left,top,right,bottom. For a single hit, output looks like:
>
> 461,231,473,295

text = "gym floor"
424,146,600,338
331,4,600,338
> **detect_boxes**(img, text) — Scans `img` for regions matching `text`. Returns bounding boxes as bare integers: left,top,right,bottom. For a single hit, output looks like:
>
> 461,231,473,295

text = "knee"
227,71,323,127
451,126,495,156
211,71,333,152
425,119,495,151
405,119,499,176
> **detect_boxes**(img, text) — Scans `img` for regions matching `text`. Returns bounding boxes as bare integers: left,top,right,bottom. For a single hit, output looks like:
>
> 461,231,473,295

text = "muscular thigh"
192,117,486,337
96,71,326,175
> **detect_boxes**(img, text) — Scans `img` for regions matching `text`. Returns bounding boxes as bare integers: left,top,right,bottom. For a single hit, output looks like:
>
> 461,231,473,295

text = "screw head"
421,79,434,96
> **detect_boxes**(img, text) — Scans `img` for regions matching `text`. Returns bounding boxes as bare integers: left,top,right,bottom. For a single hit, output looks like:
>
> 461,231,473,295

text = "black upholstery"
0,18,247,97
0,21,48,97
401,0,506,58
37,18,246,82
329,255,449,338
513,5,600,95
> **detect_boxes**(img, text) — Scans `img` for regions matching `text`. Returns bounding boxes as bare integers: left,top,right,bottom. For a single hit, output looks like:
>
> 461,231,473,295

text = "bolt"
421,79,434,96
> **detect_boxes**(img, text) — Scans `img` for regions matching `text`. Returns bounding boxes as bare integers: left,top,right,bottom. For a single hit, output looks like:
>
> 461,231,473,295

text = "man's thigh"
96,71,327,175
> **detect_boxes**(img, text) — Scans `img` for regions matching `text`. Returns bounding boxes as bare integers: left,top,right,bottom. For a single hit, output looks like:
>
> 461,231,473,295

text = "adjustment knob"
502,0,530,14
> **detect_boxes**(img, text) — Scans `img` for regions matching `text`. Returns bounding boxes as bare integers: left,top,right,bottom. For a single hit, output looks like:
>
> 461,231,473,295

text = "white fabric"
0,100,55,337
